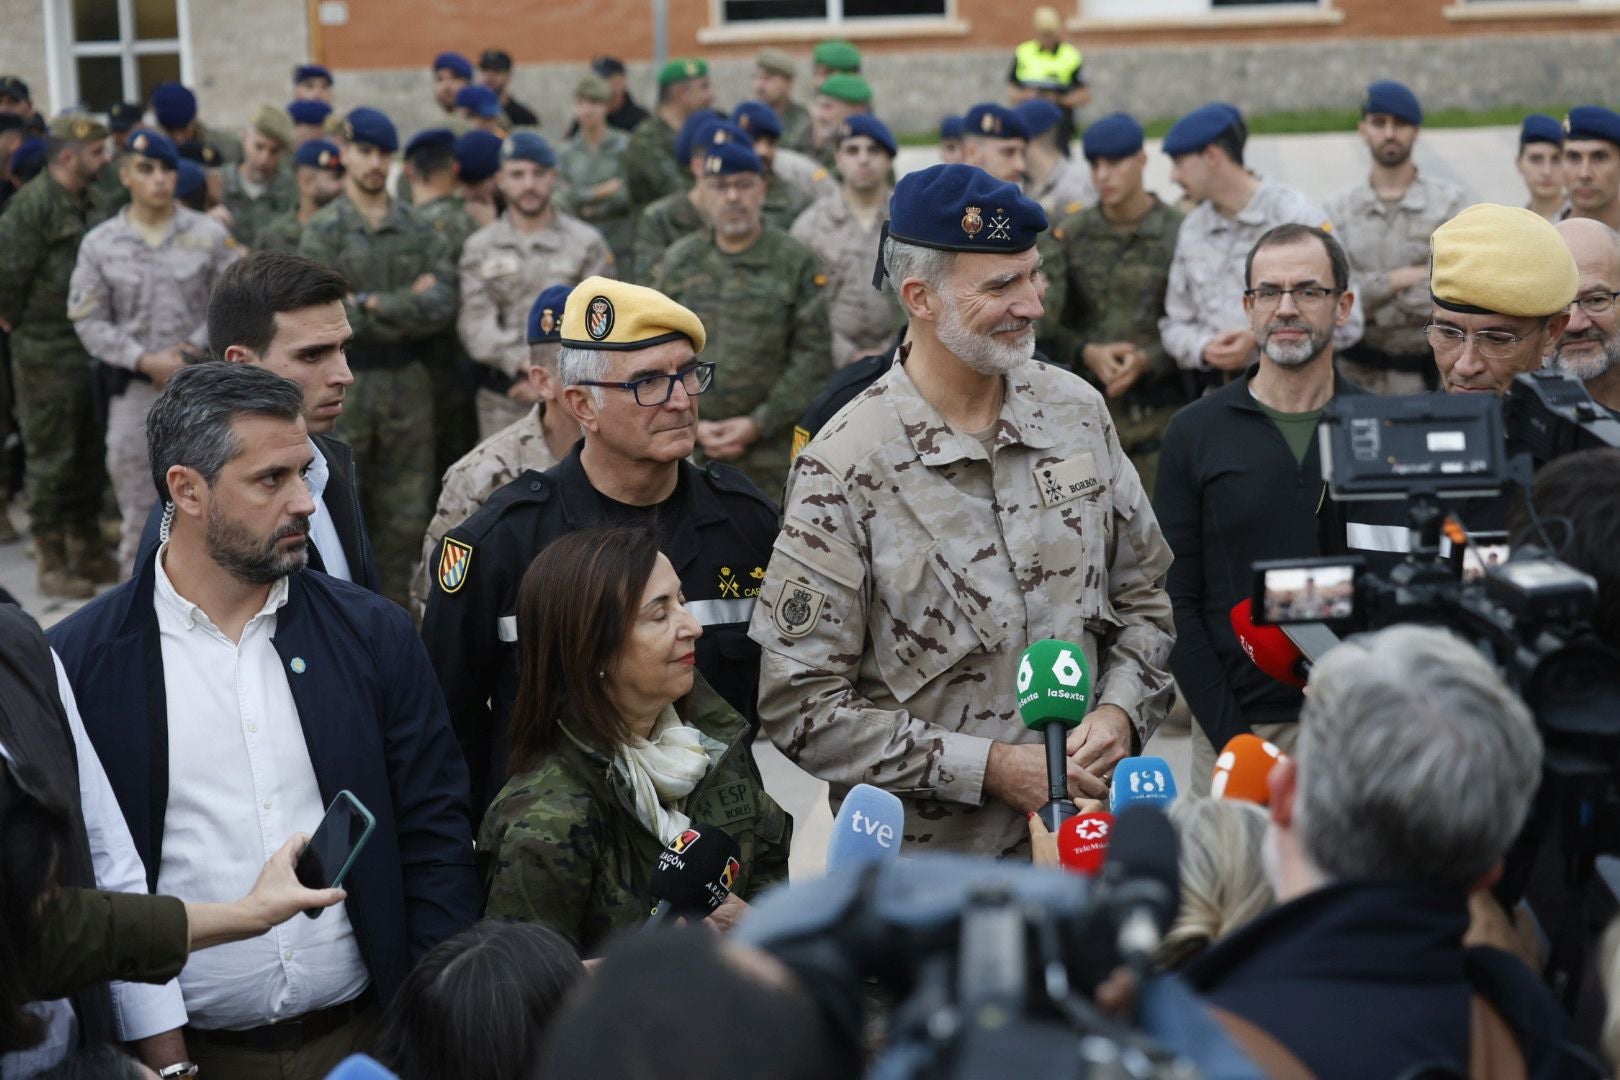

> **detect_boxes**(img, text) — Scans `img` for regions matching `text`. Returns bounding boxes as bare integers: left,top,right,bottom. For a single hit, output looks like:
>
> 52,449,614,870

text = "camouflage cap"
561,276,707,353
574,73,611,103
251,102,294,146
47,113,109,143
755,47,797,78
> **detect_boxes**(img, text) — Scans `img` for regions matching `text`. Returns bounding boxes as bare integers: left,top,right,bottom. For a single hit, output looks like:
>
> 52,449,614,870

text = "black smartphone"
294,790,376,917
1251,558,1361,626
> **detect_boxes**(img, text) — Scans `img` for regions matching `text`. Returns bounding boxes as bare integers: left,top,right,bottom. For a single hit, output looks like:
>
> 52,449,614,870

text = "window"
720,0,947,25
47,0,188,114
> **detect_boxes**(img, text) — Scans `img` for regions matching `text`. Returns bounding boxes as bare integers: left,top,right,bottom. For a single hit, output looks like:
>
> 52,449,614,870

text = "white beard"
936,296,1034,375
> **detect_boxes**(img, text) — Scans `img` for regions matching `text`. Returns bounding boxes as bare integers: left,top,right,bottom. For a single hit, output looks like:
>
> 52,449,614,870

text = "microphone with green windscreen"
1016,638,1092,832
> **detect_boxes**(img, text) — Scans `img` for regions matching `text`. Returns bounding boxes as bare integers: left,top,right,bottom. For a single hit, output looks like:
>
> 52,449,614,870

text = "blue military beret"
404,127,455,159
528,284,574,345
1565,105,1620,147
1163,102,1243,156
1520,113,1564,148
1362,79,1422,126
125,128,179,169
703,141,763,176
881,163,1047,283
150,82,196,130
433,52,473,79
732,101,782,141
107,102,144,134
591,55,626,78
294,64,333,86
455,84,500,119
1081,112,1144,160
939,114,964,141
836,113,896,156
8,136,45,179
343,107,398,153
963,103,1029,141
676,110,727,162
501,131,556,168
288,100,333,126
1015,99,1064,139
294,139,343,171
175,159,205,200
455,129,503,182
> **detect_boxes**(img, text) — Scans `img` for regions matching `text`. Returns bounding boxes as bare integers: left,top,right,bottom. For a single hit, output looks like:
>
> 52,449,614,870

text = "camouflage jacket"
772,148,837,206
298,195,458,347
253,209,306,254
624,114,686,215
763,175,812,233
629,191,704,283
789,190,903,367
86,165,130,229
415,194,480,256
557,129,634,258
779,100,814,155
221,163,296,247
1027,155,1096,227
748,357,1176,855
0,172,92,344
479,704,793,953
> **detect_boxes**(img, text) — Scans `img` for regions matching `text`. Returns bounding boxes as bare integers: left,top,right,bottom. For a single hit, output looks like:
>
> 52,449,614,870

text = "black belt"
345,344,417,371
186,988,374,1053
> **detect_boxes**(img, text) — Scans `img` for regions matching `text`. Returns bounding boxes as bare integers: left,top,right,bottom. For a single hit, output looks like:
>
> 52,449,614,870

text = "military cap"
107,103,144,134
433,52,473,79
812,40,861,73
251,102,294,146
964,103,1028,141
0,76,29,102
404,127,455,159
528,284,574,344
9,137,46,180
1014,98,1063,139
479,49,513,72
1430,203,1578,318
177,141,223,167
939,114,964,141
755,48,797,79
1361,80,1422,126
343,107,398,152
561,275,707,353
1162,102,1243,156
1520,113,1564,148
591,55,627,78
175,159,206,201
837,114,896,157
150,81,197,130
288,100,333,126
455,84,501,119
501,130,556,168
878,164,1047,289
1564,105,1620,148
675,110,729,162
703,141,763,177
294,138,343,172
574,73,611,103
455,130,503,182
294,64,333,86
817,73,872,106
732,101,782,140
125,128,179,169
46,112,108,143
658,58,709,88
1081,112,1144,160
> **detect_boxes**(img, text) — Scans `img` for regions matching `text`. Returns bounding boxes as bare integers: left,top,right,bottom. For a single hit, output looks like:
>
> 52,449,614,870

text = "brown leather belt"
186,988,374,1053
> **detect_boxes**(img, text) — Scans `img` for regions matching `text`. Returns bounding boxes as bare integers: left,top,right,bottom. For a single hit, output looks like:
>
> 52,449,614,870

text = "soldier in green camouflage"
628,116,735,283
624,58,713,215
0,114,115,597
214,104,296,246
253,137,345,253
86,109,138,228
732,102,812,231
557,75,634,267
753,48,813,154
298,108,459,605
652,142,832,499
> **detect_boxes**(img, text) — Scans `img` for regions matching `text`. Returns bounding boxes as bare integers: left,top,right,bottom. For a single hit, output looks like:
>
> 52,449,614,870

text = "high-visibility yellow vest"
1014,39,1082,90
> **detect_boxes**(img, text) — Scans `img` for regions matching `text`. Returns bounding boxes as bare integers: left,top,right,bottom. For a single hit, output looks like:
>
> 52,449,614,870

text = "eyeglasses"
703,177,761,196
1572,290,1620,316
1243,286,1342,310
1424,324,1534,360
575,362,715,407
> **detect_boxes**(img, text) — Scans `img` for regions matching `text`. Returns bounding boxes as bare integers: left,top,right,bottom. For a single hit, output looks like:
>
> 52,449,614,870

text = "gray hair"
1159,798,1274,969
528,340,562,372
881,235,955,299
1296,624,1543,890
557,345,611,403
146,362,305,502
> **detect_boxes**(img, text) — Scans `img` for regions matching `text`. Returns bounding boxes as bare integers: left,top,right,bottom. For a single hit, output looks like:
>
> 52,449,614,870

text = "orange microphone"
1211,732,1288,805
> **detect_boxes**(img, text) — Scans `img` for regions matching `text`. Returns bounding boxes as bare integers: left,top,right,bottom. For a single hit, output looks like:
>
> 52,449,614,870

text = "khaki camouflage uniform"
220,164,296,247
623,114,686,215
770,148,837,206
557,128,634,266
749,357,1175,856
252,209,306,254
652,226,833,498
790,190,903,368
1027,155,1096,227
629,191,705,284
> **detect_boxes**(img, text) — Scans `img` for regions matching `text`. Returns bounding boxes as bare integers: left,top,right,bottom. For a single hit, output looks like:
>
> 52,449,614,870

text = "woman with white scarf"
479,526,792,952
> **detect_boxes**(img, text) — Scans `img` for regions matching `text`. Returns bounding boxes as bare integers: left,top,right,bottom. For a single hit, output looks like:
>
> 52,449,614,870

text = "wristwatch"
157,1063,199,1078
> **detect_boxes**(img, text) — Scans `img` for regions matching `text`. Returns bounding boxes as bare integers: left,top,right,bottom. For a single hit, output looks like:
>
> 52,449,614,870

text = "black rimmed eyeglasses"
574,362,716,407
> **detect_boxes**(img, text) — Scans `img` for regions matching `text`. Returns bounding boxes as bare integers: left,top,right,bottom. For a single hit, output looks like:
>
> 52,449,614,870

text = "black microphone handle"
645,899,675,928
1040,721,1079,832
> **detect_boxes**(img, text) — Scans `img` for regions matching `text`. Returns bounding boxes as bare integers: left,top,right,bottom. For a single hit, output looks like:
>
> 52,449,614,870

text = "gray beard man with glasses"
1552,218,1620,415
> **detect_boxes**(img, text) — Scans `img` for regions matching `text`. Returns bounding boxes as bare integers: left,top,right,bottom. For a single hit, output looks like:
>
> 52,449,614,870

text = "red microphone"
1229,598,1309,689
1057,811,1114,876
1211,733,1288,805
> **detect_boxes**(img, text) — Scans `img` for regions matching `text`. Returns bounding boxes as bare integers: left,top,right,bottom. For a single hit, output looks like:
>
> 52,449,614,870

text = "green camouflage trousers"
10,333,108,535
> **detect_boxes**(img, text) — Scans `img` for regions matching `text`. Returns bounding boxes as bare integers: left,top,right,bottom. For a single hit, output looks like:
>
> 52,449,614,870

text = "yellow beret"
251,102,294,146
561,276,707,353
1430,203,1579,318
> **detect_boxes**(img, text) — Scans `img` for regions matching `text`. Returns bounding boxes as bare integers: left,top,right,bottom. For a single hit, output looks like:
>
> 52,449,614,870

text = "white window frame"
1442,0,1620,19
698,0,968,45
42,0,192,115
1069,0,1343,31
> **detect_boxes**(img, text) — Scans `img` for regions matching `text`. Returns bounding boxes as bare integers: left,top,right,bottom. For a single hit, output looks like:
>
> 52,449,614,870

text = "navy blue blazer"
48,552,479,1007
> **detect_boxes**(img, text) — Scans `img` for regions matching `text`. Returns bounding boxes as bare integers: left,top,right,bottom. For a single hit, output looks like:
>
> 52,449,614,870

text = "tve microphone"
1016,638,1092,832
1056,811,1113,876
1230,598,1309,689
826,783,904,872
1211,732,1287,805
646,824,742,927
1109,755,1177,814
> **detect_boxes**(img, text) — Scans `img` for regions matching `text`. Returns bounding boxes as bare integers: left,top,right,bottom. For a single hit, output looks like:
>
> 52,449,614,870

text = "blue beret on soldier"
288,100,332,126
9,137,46,180
939,115,964,141
294,139,343,172
1520,113,1564,149
125,128,179,169
1082,112,1144,161
1565,105,1620,148
150,82,196,130
836,114,896,157
501,131,556,168
403,127,454,159
1362,80,1422,126
732,101,782,141
963,103,1029,141
433,52,473,79
703,141,763,177
343,107,398,153
175,159,205,201
455,84,500,119
107,102,144,134
455,130,503,183
1163,102,1243,156
875,163,1047,287
294,64,332,86
676,111,726,163
528,285,574,345
1014,99,1064,139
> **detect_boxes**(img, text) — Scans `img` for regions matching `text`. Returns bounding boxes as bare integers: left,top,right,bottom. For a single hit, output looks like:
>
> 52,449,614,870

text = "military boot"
35,532,95,599
66,529,120,586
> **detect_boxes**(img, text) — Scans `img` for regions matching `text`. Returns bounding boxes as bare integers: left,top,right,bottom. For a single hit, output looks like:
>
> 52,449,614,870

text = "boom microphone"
646,824,742,927
1015,638,1092,832
1230,598,1309,689
1211,732,1287,805
826,783,904,871
1109,755,1177,814
1056,811,1113,876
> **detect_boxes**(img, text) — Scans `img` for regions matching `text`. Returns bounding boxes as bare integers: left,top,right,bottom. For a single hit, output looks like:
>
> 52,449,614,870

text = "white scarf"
615,706,711,845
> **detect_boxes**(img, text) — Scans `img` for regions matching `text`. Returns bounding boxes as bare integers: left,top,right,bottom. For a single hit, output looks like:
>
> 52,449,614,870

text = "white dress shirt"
153,548,368,1029
306,438,352,582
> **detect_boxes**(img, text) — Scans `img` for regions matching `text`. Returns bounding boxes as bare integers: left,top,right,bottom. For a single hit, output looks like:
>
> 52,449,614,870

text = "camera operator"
1551,219,1620,416
1184,625,1604,1078
1507,447,1620,649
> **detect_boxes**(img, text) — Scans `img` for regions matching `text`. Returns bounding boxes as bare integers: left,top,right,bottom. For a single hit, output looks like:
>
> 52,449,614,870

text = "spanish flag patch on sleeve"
790,425,811,461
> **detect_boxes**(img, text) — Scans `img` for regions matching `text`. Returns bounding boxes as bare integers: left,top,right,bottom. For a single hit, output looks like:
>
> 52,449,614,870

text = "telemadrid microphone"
646,824,742,927
1057,811,1114,876
1229,598,1310,689
1015,638,1092,833
1211,732,1287,805
826,783,904,872
1109,755,1177,813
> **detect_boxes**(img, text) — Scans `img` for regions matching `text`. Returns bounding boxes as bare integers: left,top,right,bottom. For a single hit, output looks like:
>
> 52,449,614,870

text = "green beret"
658,58,709,88
755,48,797,78
812,40,861,72
818,73,872,106
48,113,108,143
1430,204,1579,318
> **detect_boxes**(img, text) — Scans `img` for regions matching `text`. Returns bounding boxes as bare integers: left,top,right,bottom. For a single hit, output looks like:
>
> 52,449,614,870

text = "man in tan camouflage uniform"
750,163,1175,856
213,104,296,247
69,128,241,577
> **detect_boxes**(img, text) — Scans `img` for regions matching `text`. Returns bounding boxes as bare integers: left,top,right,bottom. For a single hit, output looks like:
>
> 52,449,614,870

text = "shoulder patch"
790,425,811,461
1052,227,1065,241
1319,220,1333,233
772,579,827,639
812,273,827,287
811,168,828,182
1065,200,1085,216
438,537,474,593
